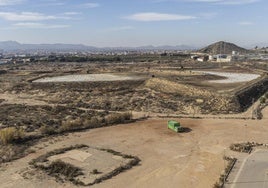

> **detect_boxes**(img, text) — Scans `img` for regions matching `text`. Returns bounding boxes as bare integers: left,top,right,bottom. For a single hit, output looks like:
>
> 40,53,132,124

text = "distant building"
23,58,31,63
191,55,199,60
191,54,209,62
216,54,232,62
209,55,217,61
197,56,209,62
232,51,239,56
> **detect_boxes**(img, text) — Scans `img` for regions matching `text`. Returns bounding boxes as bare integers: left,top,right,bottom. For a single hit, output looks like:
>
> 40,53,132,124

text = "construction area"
0,57,268,188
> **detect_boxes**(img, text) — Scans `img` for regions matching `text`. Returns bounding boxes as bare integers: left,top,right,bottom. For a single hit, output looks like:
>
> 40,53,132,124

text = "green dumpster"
167,120,182,133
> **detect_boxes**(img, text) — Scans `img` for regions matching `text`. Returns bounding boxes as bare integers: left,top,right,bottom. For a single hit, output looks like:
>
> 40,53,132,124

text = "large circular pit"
33,74,141,83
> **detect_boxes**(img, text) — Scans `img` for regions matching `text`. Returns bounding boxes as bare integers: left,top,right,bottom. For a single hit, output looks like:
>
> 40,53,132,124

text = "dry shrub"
83,117,100,128
0,144,30,163
229,142,262,153
105,112,132,125
0,127,24,145
47,160,83,178
213,182,221,188
91,169,100,174
260,97,266,104
60,118,83,132
145,78,212,97
40,125,56,135
121,112,132,121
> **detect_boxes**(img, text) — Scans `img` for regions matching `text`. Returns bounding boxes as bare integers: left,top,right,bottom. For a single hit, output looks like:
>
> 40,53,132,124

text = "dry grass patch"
105,112,132,125
0,144,31,163
83,117,101,129
44,160,84,178
145,78,213,97
0,127,24,145
40,125,57,135
230,142,263,153
60,118,83,132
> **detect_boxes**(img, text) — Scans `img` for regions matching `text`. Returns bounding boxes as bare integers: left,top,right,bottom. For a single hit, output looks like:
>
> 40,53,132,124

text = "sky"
0,0,267,47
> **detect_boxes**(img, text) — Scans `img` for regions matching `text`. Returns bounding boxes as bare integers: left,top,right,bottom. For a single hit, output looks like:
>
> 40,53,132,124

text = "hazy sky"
0,0,267,47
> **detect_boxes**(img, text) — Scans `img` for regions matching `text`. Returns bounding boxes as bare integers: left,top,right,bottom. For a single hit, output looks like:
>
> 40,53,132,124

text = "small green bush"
0,127,24,145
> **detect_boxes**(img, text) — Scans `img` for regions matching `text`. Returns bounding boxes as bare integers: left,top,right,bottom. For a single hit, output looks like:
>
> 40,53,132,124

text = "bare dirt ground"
0,108,268,188
0,62,267,188
1,62,266,115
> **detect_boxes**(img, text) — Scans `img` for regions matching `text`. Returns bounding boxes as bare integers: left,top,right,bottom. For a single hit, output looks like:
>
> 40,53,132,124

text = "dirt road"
226,149,268,188
0,112,268,188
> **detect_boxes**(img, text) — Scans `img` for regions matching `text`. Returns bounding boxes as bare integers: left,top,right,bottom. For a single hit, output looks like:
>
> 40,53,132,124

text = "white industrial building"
216,54,232,62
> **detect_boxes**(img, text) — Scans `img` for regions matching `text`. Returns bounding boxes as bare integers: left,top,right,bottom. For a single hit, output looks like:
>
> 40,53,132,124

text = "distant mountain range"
0,41,197,53
0,40,260,54
198,41,250,54
0,41,97,52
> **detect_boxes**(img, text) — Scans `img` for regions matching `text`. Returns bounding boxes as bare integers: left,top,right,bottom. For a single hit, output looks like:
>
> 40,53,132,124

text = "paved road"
226,149,268,188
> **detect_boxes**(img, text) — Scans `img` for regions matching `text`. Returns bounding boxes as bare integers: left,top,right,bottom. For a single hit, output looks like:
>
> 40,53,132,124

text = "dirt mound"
236,77,268,111
145,78,213,97
199,41,250,54
144,78,240,114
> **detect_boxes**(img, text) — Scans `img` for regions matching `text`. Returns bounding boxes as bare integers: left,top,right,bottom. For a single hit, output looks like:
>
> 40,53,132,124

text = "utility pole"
223,41,225,55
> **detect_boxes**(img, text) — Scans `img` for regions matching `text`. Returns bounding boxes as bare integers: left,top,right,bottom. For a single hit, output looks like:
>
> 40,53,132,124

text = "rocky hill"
199,41,251,54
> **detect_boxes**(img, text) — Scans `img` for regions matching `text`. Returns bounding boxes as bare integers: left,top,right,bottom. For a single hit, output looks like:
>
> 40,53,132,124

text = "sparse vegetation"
0,144,30,163
44,160,84,178
265,92,268,99
91,169,100,174
230,142,262,153
260,97,266,104
88,156,141,186
214,156,237,188
60,118,83,132
40,125,57,135
1,56,268,188
83,117,100,128
0,127,24,145
105,112,132,125
30,145,141,187
31,145,88,164
213,182,221,188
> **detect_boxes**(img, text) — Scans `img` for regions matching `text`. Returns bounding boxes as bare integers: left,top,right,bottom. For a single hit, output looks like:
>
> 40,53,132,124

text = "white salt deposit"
195,71,260,83
33,74,139,83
